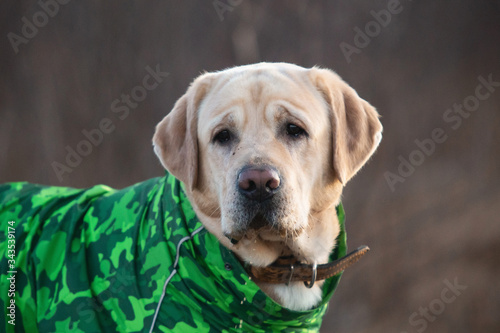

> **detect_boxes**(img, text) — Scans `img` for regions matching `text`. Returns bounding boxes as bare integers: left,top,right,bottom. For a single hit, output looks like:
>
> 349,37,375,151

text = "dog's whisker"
208,206,221,218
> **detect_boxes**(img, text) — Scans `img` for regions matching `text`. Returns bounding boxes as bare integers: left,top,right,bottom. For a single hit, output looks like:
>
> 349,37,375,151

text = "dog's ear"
310,67,383,185
153,73,213,191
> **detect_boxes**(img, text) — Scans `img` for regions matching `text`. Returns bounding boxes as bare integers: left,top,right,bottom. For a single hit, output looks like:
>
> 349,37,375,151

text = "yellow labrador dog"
153,62,382,313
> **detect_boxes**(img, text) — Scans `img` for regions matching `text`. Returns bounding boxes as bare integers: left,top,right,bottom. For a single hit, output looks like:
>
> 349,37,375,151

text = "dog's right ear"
153,73,213,191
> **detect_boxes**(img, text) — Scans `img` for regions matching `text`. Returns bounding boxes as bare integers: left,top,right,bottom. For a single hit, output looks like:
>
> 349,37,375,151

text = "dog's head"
153,63,382,269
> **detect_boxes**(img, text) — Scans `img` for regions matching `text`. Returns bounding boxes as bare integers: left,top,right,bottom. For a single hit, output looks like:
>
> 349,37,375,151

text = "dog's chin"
228,227,299,267
226,234,278,267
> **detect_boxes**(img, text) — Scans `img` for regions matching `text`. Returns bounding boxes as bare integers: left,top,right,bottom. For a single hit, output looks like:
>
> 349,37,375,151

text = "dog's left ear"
153,73,214,191
310,67,383,184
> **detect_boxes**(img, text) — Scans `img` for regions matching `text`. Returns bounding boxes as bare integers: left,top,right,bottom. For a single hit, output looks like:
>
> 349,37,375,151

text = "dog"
0,62,382,332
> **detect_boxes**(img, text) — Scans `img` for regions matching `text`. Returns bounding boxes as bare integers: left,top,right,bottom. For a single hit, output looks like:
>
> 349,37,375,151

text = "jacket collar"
163,173,347,331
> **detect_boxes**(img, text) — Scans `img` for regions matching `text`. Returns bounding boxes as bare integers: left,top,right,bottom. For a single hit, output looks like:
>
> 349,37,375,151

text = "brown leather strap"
249,245,370,285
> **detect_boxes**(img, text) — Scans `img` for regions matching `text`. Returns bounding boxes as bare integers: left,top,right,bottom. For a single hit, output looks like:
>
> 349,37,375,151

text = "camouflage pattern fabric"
0,172,347,332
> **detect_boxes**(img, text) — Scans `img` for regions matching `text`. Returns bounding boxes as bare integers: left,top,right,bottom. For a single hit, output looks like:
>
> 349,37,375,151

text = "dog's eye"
286,123,307,138
213,130,231,144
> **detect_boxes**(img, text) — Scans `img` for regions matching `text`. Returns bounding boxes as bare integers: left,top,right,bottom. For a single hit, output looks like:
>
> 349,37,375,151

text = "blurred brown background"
1,1,499,332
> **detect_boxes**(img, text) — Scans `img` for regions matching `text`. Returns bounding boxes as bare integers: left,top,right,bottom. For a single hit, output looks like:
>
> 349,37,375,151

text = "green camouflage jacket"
0,173,346,332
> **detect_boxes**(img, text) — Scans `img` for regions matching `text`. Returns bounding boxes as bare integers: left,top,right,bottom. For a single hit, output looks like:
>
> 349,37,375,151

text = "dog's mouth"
226,214,292,245
227,229,283,245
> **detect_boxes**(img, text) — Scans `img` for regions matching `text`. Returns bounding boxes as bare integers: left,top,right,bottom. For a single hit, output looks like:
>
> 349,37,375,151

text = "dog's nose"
238,167,280,202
